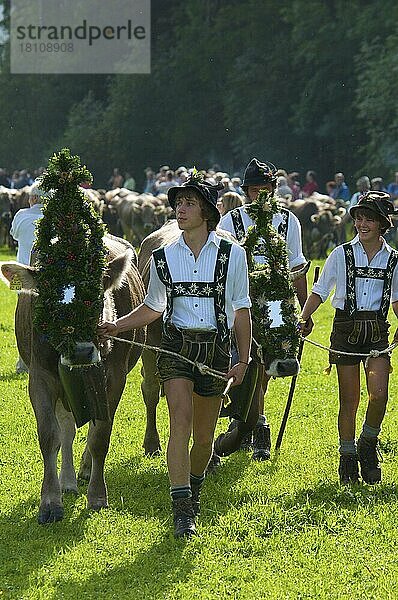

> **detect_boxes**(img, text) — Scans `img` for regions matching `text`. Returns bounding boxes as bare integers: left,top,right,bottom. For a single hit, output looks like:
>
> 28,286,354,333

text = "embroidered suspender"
380,252,398,319
230,209,246,242
153,239,233,341
343,243,398,319
278,207,289,239
230,206,289,255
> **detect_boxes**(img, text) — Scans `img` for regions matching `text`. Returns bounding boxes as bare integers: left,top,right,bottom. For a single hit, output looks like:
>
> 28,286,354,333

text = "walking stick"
275,265,320,451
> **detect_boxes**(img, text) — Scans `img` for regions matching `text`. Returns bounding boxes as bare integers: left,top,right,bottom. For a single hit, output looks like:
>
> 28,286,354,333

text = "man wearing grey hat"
218,157,311,461
99,171,252,538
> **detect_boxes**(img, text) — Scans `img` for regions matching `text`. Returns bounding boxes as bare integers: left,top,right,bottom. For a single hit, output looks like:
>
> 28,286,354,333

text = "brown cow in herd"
107,188,173,246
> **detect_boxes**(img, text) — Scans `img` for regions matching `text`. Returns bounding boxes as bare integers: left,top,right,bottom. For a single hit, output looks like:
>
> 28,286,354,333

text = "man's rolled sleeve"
231,245,252,311
143,257,167,313
311,283,329,303
287,213,306,269
391,262,398,304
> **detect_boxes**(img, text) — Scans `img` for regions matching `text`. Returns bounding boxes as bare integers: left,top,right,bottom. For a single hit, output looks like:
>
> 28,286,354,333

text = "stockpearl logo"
10,0,150,74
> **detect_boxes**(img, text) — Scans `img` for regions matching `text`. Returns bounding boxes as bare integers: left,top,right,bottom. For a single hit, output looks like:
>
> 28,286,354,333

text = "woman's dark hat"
349,191,396,230
167,170,222,224
241,157,278,187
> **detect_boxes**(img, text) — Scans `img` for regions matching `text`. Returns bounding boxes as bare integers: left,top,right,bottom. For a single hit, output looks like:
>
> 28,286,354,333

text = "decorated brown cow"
0,150,145,524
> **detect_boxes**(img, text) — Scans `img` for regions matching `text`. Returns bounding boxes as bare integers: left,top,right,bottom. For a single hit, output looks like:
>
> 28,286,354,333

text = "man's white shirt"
144,231,251,330
10,204,44,265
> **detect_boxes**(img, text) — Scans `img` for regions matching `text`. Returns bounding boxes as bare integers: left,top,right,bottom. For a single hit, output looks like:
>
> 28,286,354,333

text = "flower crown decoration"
33,148,107,358
242,189,300,363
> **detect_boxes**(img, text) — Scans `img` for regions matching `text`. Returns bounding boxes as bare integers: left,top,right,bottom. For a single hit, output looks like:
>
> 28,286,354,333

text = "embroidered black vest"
153,239,233,341
230,206,289,255
343,243,398,319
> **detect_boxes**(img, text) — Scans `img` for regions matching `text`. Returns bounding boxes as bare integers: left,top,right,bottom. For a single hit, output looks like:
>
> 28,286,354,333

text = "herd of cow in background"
0,183,372,259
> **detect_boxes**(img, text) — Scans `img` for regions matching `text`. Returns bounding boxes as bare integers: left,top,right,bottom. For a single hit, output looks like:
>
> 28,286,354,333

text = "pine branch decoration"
33,148,107,358
243,190,300,363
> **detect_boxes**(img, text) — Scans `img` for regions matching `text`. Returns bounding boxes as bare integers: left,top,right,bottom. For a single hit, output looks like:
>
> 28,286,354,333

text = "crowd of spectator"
136,164,398,215
0,168,45,189
3,164,398,216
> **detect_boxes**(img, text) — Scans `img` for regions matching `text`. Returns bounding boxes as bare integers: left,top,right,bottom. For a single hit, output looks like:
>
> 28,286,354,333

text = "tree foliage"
0,0,397,186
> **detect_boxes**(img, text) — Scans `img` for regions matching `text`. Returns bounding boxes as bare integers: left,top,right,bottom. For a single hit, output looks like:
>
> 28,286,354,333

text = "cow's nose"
276,359,300,377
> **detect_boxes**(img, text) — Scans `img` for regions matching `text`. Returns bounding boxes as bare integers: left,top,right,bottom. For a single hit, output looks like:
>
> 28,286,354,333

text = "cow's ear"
103,250,134,292
0,262,38,291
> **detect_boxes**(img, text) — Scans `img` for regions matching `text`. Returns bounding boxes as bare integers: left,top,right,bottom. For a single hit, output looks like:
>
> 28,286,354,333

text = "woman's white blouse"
312,235,398,310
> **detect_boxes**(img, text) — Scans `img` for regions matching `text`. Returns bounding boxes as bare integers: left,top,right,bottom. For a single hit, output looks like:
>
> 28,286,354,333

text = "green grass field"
1,246,398,599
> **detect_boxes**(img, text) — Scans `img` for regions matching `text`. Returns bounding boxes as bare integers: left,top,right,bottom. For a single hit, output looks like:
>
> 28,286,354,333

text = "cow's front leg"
85,371,125,510
29,375,64,524
141,348,161,455
86,419,112,510
55,399,78,494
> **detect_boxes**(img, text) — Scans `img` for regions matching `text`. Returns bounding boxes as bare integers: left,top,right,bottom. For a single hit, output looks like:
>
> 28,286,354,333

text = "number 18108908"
19,42,74,53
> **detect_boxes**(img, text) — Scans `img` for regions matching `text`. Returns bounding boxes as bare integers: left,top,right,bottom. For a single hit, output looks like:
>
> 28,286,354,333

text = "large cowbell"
58,342,109,428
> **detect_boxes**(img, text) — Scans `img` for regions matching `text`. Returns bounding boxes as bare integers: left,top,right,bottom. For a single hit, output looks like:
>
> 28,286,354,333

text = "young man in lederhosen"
299,191,398,484
98,174,251,538
218,157,312,460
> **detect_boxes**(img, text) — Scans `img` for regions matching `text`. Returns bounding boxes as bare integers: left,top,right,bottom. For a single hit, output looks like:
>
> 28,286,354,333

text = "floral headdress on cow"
244,189,301,366
33,148,107,359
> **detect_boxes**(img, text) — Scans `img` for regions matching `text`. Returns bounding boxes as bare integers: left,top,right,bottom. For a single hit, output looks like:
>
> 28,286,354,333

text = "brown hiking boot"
357,436,382,484
172,497,196,539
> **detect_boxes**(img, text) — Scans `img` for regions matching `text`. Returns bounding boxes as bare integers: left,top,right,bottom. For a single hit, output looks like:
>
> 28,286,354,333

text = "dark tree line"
0,0,397,188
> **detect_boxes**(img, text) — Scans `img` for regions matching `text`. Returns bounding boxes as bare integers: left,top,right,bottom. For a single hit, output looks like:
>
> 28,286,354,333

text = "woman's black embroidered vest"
343,243,398,320
153,239,233,341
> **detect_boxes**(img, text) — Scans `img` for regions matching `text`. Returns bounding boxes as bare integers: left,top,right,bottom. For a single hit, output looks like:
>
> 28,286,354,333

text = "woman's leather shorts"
329,309,390,366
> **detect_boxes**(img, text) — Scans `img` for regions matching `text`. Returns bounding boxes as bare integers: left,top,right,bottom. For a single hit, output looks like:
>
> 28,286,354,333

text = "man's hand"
224,362,248,387
297,316,313,338
300,316,314,337
98,321,119,340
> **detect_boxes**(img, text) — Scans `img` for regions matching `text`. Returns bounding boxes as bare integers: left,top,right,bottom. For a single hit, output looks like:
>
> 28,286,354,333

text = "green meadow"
1,247,398,599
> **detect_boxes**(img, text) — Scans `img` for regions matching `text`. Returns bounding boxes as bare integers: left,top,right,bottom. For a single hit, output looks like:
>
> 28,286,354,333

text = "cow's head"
265,356,300,378
140,201,157,232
